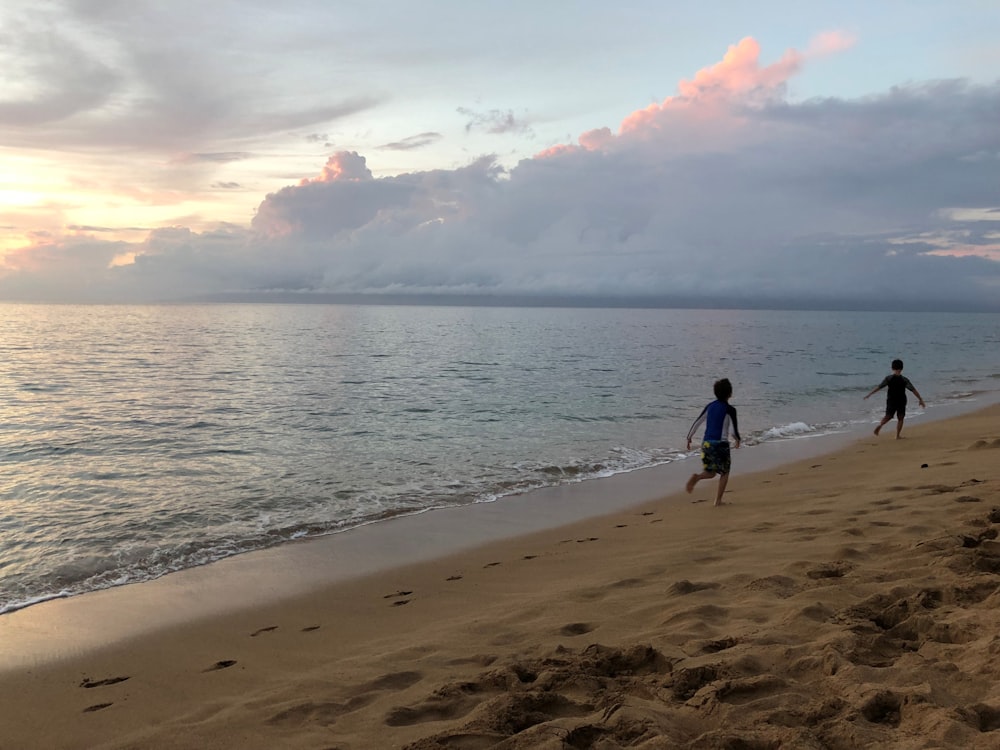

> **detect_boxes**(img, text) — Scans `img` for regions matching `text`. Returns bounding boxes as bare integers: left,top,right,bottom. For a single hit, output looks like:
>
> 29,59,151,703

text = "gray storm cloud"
215,78,1000,309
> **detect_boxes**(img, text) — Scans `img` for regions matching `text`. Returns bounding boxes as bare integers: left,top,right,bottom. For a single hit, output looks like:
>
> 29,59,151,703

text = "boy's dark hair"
713,378,733,400
892,359,904,370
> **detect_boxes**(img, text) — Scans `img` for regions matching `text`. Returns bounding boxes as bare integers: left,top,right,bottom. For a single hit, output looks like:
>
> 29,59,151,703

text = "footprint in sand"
669,579,721,595
484,561,502,568
301,625,321,632
609,577,645,589
250,625,278,637
522,555,537,560
357,671,423,692
383,692,480,727
559,622,595,636
700,636,738,653
80,676,129,688
83,703,113,713
965,705,1000,732
446,574,463,581
204,660,237,672
384,590,413,606
805,561,853,579
860,691,902,726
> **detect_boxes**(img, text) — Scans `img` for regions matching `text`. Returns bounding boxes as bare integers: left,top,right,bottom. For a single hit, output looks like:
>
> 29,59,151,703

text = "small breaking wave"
758,422,817,440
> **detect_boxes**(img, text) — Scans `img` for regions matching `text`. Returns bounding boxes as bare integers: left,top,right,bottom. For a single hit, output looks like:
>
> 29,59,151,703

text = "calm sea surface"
1,304,998,613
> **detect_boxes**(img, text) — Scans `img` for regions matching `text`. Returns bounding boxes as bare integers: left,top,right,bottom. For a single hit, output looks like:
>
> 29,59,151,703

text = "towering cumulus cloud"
2,35,999,309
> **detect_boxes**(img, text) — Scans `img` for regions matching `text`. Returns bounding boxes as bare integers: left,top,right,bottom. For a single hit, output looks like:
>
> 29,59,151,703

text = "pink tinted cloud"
303,151,373,185
535,32,855,160
807,30,857,57
535,127,614,160
535,36,802,158
676,37,801,100
538,33,853,148
926,244,1000,261
621,37,802,134
578,127,614,150
534,143,585,160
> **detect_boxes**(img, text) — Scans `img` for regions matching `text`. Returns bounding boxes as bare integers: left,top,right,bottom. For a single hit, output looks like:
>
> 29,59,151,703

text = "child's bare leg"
874,416,891,436
686,471,715,493
714,472,730,506
896,417,904,439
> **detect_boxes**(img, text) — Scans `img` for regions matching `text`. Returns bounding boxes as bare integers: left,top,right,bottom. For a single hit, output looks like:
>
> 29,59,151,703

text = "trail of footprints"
78,624,323,713
72,509,645,716
76,458,1000,747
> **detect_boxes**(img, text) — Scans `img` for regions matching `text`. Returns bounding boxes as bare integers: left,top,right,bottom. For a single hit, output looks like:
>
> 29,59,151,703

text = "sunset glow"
1,1,998,309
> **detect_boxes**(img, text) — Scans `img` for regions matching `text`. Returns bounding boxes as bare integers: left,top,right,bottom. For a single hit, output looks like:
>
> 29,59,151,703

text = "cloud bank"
2,36,999,310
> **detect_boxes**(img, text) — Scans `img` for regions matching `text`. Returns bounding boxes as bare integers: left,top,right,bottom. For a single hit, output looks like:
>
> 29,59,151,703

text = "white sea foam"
759,422,818,440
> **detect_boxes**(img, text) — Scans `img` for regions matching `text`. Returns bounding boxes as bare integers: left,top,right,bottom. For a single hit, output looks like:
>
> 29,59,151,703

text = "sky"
1,0,999,309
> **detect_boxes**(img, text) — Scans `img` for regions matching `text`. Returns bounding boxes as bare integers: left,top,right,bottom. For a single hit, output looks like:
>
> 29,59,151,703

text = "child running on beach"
864,358,926,439
685,378,741,506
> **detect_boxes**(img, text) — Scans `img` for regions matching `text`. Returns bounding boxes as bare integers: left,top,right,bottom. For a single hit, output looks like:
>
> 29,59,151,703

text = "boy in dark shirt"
685,378,741,506
864,359,926,439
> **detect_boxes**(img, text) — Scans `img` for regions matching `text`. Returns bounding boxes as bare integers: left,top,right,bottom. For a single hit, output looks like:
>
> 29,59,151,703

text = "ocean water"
1,303,998,614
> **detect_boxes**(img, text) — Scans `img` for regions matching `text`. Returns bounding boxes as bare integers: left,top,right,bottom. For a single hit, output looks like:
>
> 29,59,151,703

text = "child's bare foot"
713,501,727,507
873,425,881,436
685,474,698,493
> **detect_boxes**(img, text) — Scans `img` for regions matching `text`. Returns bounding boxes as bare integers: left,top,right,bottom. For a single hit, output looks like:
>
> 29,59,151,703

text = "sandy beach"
3,404,1000,749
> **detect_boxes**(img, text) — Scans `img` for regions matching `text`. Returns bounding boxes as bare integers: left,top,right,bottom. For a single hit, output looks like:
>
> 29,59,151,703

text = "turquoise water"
1,303,998,613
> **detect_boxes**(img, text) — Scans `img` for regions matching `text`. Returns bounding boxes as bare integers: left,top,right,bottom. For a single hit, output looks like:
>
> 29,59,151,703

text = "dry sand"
2,405,1000,749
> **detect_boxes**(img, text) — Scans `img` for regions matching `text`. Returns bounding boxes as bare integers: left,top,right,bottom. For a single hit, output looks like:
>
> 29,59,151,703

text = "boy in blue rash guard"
685,378,742,506
864,358,926,439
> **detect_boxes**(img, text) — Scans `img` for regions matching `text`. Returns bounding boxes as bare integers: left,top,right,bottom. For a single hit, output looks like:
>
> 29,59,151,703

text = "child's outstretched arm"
863,384,882,400
908,383,926,408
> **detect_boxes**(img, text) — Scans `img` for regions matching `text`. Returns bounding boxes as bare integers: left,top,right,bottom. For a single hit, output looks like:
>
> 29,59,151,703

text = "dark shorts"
885,400,906,419
701,440,732,475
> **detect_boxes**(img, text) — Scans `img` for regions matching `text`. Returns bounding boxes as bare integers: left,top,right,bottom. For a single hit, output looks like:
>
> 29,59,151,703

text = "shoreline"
0,396,994,671
2,402,999,747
